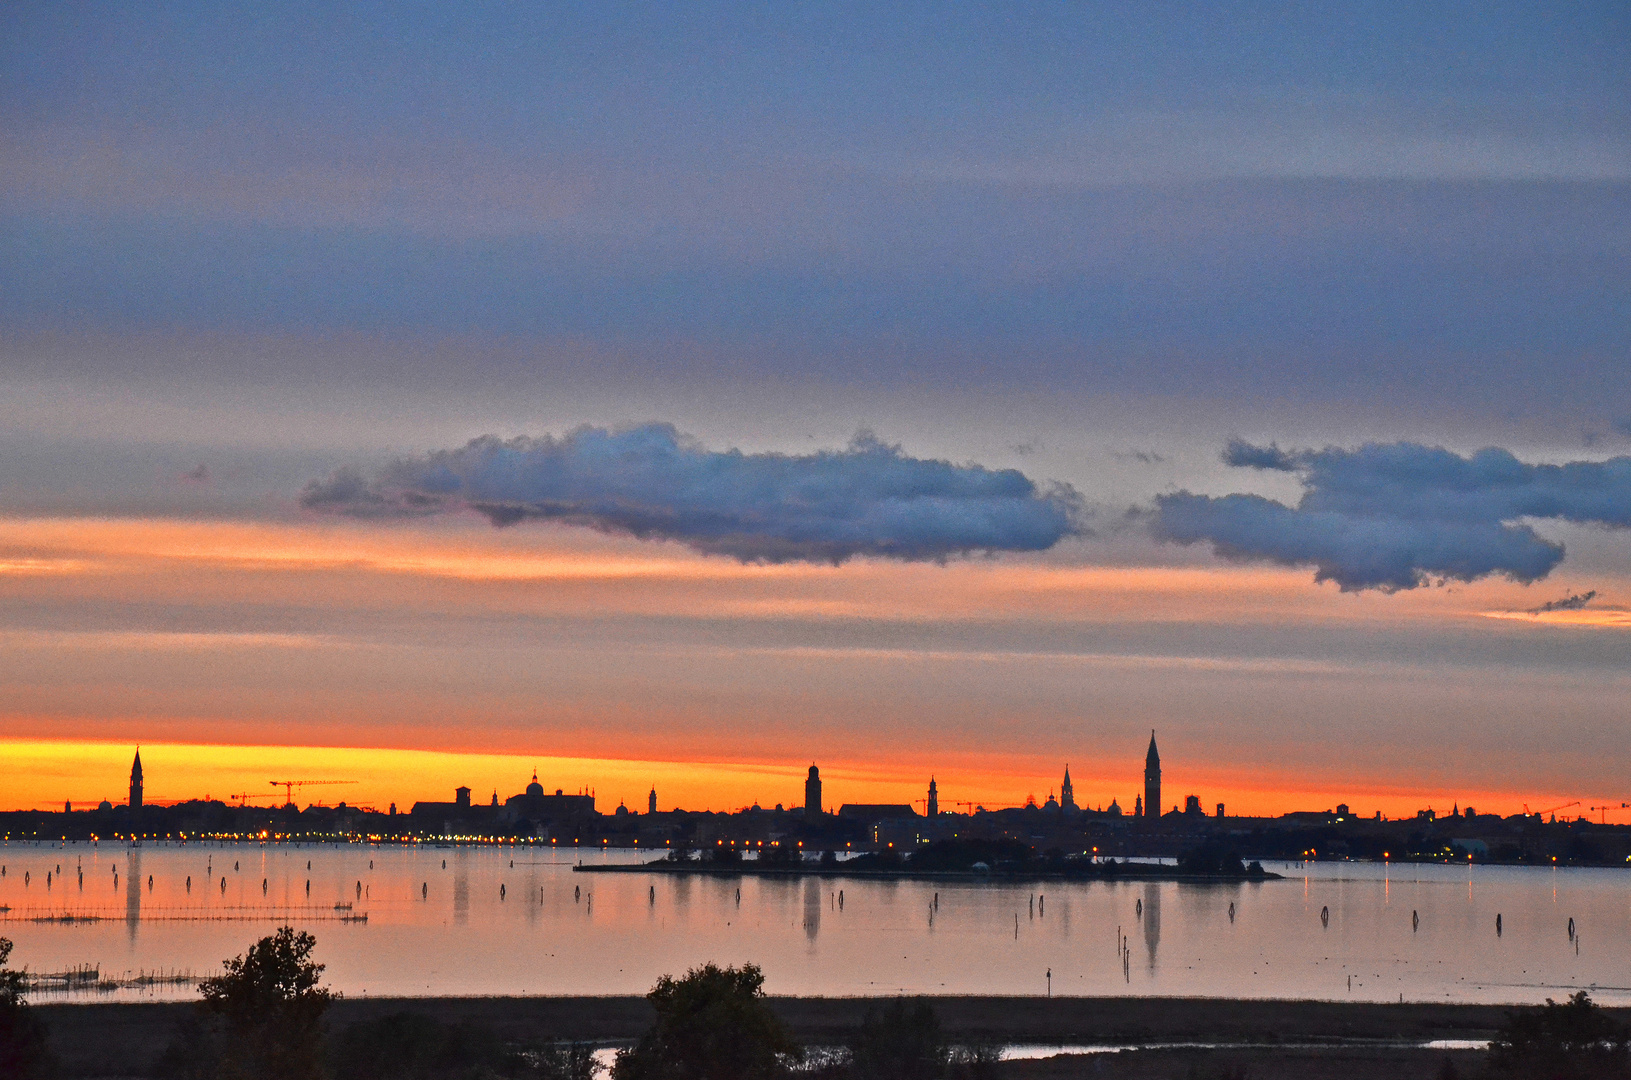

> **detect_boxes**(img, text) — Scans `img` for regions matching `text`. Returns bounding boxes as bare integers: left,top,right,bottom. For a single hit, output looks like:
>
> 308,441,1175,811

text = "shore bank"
36,994,1587,1077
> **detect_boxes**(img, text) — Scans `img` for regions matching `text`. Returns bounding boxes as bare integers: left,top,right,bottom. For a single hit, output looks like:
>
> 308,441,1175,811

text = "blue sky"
1,3,1629,811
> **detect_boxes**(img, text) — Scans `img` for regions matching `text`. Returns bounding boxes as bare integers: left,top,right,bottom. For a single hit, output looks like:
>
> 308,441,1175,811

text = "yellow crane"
1588,802,1629,824
1523,800,1580,821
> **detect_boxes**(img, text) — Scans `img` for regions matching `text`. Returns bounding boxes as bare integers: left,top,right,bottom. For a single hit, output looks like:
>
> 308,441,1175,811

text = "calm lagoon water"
2,842,1627,1004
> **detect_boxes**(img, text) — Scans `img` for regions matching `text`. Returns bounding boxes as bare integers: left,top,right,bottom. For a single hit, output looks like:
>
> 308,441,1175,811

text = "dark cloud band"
301,425,1084,564
1154,441,1631,591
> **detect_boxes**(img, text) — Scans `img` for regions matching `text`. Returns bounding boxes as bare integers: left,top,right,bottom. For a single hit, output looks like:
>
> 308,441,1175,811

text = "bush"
847,1000,946,1080
612,963,798,1080
0,938,54,1080
760,845,801,867
1177,840,1246,876
159,926,337,1080
1485,991,1631,1079
905,839,1032,873
332,1012,598,1079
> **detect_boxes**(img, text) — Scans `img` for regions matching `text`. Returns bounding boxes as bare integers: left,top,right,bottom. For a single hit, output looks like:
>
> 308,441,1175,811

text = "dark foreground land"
35,995,1577,1078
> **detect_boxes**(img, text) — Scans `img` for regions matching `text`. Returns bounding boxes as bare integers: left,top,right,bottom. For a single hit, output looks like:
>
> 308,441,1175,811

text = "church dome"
525,769,543,797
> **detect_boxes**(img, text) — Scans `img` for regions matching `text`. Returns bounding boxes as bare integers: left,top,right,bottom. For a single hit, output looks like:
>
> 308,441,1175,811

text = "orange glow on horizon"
0,738,1614,825
4,515,1629,823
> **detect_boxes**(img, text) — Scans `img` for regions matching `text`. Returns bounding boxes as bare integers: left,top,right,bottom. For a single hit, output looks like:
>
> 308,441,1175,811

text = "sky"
1,2,1629,819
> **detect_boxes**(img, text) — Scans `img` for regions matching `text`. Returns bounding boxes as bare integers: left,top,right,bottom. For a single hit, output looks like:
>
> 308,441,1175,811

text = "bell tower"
804,765,822,821
1144,732,1161,819
128,748,144,842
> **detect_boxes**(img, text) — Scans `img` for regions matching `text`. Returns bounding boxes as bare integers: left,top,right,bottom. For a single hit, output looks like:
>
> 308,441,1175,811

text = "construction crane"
1588,802,1629,824
269,779,357,807
226,792,279,807
1522,800,1580,820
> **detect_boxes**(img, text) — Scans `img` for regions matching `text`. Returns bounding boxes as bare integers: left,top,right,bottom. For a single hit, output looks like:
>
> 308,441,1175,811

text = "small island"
574,837,1280,882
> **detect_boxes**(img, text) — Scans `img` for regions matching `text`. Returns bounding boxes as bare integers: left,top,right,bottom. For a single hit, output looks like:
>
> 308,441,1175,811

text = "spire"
131,747,143,782
1146,730,1160,765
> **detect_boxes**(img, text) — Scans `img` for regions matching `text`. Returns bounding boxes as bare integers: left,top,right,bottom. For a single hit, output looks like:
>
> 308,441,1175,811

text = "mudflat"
33,994,1570,1077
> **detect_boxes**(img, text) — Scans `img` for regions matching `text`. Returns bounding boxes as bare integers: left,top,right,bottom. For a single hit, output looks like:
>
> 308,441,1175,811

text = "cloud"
1614,418,1631,438
301,425,1085,564
181,463,210,483
1153,442,1631,591
1221,439,1297,471
1530,590,1597,614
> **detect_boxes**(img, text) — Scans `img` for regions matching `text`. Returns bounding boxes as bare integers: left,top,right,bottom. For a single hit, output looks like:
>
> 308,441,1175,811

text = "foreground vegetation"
8,928,1631,1077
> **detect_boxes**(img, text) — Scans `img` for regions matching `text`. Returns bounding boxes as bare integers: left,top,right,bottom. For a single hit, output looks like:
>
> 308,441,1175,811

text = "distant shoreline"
572,860,1283,882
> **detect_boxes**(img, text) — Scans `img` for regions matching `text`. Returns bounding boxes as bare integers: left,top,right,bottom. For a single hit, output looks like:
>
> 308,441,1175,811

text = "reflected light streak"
1478,608,1631,629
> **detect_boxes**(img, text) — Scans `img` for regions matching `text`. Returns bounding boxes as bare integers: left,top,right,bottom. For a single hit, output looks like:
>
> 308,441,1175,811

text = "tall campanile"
128,748,144,838
1143,732,1161,819
804,765,822,821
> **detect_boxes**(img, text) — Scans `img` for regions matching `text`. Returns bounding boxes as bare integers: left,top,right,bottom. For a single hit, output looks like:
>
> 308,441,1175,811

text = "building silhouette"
1060,765,1076,813
804,765,822,821
1144,732,1161,819
927,777,938,817
648,786,657,815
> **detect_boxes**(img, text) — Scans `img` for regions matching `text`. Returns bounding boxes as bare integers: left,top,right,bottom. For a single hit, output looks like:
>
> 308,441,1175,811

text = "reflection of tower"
125,848,142,944
1143,882,1160,972
648,787,657,815
927,777,938,817
1060,766,1075,813
803,877,820,942
804,765,822,821
1144,733,1161,819
128,748,144,843
453,848,469,926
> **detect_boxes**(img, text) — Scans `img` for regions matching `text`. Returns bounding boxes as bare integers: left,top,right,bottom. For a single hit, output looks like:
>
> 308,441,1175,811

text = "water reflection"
803,878,820,942
1143,882,1160,972
124,848,141,944
453,849,469,926
6,846,1631,1004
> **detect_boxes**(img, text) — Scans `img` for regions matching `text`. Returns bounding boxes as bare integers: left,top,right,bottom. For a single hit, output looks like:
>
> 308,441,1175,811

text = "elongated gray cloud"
1530,590,1597,614
1154,442,1631,591
301,425,1084,564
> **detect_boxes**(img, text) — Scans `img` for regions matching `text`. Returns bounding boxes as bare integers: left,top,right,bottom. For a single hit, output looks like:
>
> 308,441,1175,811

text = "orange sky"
2,515,1628,819
4,737,1610,824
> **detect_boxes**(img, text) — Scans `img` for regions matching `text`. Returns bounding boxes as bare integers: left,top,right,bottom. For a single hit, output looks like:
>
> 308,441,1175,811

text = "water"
1,842,1626,1004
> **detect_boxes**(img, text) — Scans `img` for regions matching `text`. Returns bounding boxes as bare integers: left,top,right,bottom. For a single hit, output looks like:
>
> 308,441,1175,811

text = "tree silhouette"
846,1000,947,1080
0,938,54,1079
612,963,798,1080
1486,991,1630,1079
163,926,337,1080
